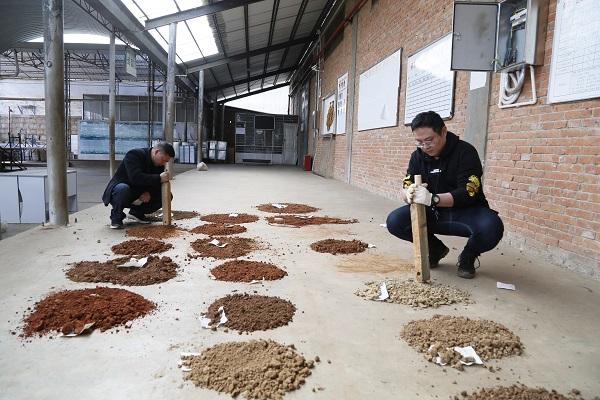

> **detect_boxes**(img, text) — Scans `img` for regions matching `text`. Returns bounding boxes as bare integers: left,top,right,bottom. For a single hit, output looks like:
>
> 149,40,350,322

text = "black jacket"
403,131,489,208
102,148,164,206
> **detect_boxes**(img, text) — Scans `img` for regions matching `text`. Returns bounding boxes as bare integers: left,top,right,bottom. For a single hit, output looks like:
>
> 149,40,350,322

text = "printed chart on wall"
358,49,402,131
404,33,454,124
321,93,336,135
548,0,600,104
336,73,348,134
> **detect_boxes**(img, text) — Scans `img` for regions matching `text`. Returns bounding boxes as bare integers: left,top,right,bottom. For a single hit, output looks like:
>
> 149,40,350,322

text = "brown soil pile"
190,223,247,236
126,224,184,239
66,256,178,286
211,260,287,282
401,315,523,370
182,340,314,399
310,239,368,254
201,213,259,224
191,237,259,259
22,287,155,337
266,215,358,227
453,385,591,400
205,294,296,332
111,238,172,256
257,203,319,214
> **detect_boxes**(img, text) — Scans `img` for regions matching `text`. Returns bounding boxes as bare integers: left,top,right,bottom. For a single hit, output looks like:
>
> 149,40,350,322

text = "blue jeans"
109,183,162,224
386,205,504,256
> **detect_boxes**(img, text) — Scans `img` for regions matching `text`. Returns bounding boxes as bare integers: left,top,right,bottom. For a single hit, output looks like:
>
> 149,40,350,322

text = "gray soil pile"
201,213,259,224
453,385,592,400
355,279,472,308
257,203,319,214
182,340,315,399
310,239,368,254
401,314,523,370
66,256,178,286
191,223,247,236
126,224,184,239
266,215,358,227
205,294,296,332
211,260,287,282
111,238,172,257
191,237,259,258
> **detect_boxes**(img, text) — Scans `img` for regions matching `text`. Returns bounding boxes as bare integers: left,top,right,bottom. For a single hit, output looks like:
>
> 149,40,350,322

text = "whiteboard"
548,0,600,104
358,49,401,131
404,33,454,124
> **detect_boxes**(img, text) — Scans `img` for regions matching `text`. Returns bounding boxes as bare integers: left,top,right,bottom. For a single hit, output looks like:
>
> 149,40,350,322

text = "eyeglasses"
415,137,435,148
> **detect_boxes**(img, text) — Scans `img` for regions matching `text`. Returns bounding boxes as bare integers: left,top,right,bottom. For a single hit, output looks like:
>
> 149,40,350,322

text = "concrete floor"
0,164,599,400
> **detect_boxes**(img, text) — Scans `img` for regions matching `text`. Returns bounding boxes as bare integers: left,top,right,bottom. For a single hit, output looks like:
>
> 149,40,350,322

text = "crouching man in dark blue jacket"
101,142,174,229
386,111,503,279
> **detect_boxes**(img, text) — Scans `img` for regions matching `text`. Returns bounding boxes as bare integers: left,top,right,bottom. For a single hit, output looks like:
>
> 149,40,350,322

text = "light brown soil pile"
201,213,259,224
266,215,358,227
310,239,368,254
182,340,315,399
191,237,259,259
111,238,172,256
126,224,184,239
211,260,287,282
256,203,319,214
66,256,178,286
190,223,247,236
401,315,523,370
453,385,591,400
22,287,155,337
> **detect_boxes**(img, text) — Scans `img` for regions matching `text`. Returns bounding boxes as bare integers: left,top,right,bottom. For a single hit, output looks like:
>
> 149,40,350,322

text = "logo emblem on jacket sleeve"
466,175,481,197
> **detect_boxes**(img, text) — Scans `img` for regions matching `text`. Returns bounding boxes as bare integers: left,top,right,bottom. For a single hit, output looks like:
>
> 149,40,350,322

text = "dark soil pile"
126,224,184,239
22,287,155,337
111,238,172,256
211,260,287,282
205,294,296,332
191,237,259,259
453,385,591,400
266,215,358,227
310,239,368,254
66,256,178,286
191,223,247,236
201,213,259,224
401,314,523,370
182,340,315,399
256,203,319,214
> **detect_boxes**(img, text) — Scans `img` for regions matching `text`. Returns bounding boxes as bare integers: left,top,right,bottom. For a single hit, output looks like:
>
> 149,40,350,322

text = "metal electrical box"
451,0,549,72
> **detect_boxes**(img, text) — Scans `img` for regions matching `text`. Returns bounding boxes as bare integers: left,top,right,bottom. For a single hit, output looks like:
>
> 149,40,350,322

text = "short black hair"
155,142,175,158
410,111,445,134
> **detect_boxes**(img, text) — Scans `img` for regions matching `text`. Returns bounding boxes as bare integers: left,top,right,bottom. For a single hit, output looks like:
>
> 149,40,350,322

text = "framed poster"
336,72,348,134
321,93,336,135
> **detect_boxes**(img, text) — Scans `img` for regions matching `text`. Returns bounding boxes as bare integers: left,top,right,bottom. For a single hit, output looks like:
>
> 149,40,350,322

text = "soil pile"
201,213,259,224
205,294,296,332
211,260,287,282
401,314,523,370
311,239,368,254
257,203,319,214
191,223,247,236
191,237,259,258
22,287,155,337
453,385,591,400
66,256,178,286
182,340,314,399
266,215,358,227
126,224,183,239
355,279,472,308
111,238,172,256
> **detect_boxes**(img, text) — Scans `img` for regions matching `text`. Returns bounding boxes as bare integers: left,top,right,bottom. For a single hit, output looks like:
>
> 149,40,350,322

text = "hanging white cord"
499,66,526,105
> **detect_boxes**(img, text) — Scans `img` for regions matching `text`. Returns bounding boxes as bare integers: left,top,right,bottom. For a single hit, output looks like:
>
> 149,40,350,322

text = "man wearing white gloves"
386,111,504,279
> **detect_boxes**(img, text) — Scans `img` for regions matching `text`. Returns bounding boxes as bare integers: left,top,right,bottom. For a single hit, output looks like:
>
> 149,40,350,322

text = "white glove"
413,185,432,206
403,184,416,204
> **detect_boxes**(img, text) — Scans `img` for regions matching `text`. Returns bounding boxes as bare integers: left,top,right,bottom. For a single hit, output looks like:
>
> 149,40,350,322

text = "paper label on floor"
180,352,201,357
218,306,228,325
497,282,516,291
379,223,387,228
377,282,389,301
228,213,239,217
368,243,376,248
61,322,95,337
454,346,484,365
209,239,227,248
199,316,212,329
117,257,148,268
271,203,287,209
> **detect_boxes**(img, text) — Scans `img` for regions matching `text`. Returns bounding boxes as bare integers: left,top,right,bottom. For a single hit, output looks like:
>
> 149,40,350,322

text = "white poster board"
404,33,454,124
336,73,348,134
125,48,137,77
358,49,401,131
321,93,336,135
548,0,600,104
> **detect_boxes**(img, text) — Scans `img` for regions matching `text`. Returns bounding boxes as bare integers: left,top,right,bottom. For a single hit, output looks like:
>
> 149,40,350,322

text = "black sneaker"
110,221,124,229
456,251,479,279
127,213,151,224
429,241,449,269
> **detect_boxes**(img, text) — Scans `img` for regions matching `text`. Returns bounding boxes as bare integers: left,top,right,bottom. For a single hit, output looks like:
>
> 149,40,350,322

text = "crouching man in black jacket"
386,111,503,279
101,142,174,229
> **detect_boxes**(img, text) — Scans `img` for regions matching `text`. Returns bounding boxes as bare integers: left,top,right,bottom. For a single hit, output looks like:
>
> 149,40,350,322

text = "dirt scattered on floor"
111,238,173,256
257,203,319,214
182,339,314,399
337,254,413,274
453,385,592,400
22,287,155,337
211,260,287,282
66,256,178,286
355,279,472,308
310,239,368,255
206,293,296,332
401,314,523,370
266,215,358,227
126,224,184,239
201,213,259,224
191,237,260,259
190,223,247,236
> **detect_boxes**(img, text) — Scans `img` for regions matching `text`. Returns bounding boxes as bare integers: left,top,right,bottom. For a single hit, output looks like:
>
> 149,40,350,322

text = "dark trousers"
386,205,504,257
109,183,162,223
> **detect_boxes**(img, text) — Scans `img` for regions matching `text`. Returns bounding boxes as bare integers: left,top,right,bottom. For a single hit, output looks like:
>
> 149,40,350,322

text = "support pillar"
108,32,116,176
196,70,205,165
165,22,177,147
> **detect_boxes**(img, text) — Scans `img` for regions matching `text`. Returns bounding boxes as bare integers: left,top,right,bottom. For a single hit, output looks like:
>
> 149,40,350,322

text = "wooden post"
410,175,431,282
161,164,172,225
